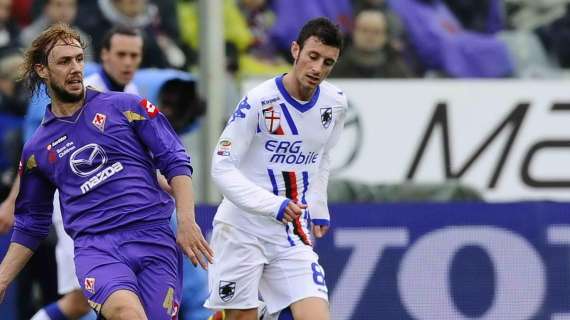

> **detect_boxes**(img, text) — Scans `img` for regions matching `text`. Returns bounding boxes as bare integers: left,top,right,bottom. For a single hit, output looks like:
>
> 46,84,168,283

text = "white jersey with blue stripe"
211,75,347,246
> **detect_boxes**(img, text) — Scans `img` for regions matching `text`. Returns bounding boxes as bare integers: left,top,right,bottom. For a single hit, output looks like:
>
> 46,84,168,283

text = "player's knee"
108,305,146,320
74,297,92,315
70,291,91,312
225,308,257,320
59,290,92,317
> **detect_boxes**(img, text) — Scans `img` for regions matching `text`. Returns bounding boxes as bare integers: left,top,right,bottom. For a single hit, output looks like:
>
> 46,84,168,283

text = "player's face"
42,39,85,102
101,34,143,86
291,36,339,92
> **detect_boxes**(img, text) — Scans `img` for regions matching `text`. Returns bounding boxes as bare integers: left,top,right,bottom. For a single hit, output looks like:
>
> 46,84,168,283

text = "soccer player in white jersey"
205,17,347,320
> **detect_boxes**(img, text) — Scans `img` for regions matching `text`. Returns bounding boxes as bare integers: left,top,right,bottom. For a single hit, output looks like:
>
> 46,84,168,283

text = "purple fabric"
74,224,183,319
12,89,192,249
387,0,513,77
485,0,505,34
269,0,352,52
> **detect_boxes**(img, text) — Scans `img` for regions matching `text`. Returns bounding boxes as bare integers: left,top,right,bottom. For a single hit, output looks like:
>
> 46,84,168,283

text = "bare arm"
0,175,19,234
170,175,213,269
0,242,34,302
157,171,173,195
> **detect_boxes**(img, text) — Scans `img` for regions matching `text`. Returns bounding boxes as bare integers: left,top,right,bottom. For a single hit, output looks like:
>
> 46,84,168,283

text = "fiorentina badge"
92,113,106,132
84,277,96,293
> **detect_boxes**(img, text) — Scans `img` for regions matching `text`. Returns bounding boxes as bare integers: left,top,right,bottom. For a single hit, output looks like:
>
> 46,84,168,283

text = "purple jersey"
12,88,192,250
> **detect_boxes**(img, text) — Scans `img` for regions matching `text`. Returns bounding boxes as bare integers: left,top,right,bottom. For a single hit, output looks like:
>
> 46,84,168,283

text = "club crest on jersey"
263,106,281,133
92,113,106,132
84,277,95,293
139,98,159,118
321,107,333,129
219,281,236,302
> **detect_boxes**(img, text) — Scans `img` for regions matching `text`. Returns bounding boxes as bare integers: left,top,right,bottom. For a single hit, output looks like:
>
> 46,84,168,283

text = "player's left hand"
177,221,214,270
312,224,329,238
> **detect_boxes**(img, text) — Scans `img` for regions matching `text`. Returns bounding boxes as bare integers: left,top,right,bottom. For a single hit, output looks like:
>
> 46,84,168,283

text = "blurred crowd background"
2,0,570,200
0,0,569,319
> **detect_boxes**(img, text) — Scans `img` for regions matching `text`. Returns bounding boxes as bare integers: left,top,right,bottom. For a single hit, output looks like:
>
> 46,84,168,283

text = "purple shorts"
74,223,183,319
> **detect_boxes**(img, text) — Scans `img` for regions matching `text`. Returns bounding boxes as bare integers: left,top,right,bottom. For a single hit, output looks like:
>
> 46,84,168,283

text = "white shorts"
52,190,81,295
204,222,328,314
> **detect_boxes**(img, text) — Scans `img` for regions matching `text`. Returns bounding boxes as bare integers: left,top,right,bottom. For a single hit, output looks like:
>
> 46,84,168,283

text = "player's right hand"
177,220,214,270
0,199,15,234
281,201,307,224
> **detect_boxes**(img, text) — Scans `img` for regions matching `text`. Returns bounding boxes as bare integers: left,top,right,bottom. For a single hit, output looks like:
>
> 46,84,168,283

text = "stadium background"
2,0,570,319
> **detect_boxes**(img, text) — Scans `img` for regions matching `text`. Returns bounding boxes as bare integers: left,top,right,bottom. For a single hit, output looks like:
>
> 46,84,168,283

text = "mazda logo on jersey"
69,143,108,177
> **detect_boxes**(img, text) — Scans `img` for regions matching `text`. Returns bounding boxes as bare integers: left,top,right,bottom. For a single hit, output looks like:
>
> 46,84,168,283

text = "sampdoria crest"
320,107,333,128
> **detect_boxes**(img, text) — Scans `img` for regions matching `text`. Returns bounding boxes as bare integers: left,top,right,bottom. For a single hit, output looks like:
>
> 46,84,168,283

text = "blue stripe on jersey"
280,103,298,135
268,169,278,195
301,171,309,204
301,171,310,227
256,112,261,133
275,75,320,113
285,224,295,247
270,168,296,246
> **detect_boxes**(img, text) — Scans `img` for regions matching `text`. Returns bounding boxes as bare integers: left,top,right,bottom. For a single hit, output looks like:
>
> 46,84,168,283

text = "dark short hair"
100,26,142,51
296,17,343,52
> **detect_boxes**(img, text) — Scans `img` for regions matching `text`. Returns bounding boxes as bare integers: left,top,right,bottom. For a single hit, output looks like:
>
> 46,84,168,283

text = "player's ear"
34,63,48,80
291,41,300,63
101,48,109,62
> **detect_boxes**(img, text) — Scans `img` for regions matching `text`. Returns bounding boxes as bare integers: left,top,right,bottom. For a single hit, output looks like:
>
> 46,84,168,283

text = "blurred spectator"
0,53,27,116
269,0,353,62
10,0,32,27
0,53,25,197
387,0,513,78
237,0,290,76
134,68,206,134
351,0,406,50
178,0,251,73
150,0,181,42
76,0,185,68
505,0,569,31
331,10,415,78
442,0,505,34
20,0,93,60
0,0,21,58
537,3,570,68
86,26,142,93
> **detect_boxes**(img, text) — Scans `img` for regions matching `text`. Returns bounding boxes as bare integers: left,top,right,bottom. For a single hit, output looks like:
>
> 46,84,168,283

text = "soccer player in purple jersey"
0,23,213,320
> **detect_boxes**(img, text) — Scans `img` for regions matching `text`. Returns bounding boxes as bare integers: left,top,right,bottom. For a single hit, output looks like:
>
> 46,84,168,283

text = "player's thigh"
135,227,184,319
74,245,140,315
100,289,147,320
260,245,329,314
290,297,329,320
204,223,266,310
